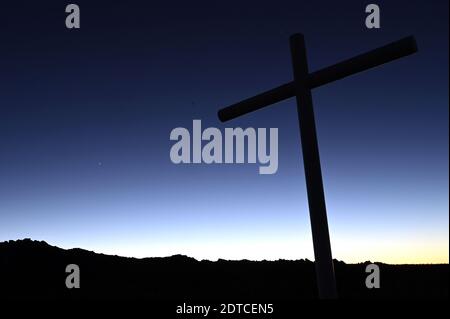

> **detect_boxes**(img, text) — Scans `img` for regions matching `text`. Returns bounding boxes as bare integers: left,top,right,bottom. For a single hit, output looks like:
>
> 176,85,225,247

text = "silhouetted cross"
217,34,418,299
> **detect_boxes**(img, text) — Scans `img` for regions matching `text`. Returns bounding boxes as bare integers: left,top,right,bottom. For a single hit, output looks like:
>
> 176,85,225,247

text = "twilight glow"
0,0,448,264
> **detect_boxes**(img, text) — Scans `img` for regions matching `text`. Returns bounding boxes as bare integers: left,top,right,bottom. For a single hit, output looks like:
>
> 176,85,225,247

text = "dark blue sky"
0,0,448,262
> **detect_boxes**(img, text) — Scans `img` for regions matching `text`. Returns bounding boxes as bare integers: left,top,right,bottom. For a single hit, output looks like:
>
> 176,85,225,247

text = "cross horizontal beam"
218,36,417,122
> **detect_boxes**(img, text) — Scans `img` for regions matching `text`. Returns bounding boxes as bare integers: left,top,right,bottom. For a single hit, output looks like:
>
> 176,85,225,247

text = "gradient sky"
0,0,448,263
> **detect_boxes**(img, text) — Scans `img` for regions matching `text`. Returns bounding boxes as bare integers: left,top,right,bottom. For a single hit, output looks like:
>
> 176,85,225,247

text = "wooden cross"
217,34,418,299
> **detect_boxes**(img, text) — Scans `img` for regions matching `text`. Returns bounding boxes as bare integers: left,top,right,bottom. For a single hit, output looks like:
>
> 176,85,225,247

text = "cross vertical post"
290,33,337,299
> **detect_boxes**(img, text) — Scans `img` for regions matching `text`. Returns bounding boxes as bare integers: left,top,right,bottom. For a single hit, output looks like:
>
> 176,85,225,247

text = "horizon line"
2,238,448,266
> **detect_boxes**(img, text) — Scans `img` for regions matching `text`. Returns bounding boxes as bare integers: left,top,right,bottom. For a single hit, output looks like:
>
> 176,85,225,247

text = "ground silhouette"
0,239,447,300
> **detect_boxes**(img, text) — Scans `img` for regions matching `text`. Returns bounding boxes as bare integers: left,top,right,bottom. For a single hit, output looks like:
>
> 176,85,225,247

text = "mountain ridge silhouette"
0,239,448,299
